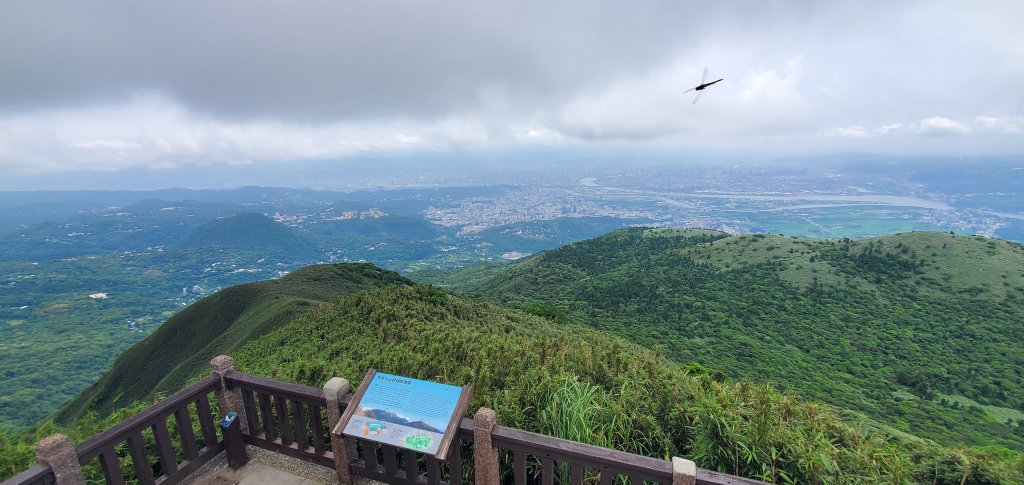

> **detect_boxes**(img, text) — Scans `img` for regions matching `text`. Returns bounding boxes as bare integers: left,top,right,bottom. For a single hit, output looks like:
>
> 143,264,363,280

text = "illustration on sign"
341,372,463,455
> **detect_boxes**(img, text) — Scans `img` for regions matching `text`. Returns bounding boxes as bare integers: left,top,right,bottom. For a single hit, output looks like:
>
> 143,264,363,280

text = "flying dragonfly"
684,67,723,105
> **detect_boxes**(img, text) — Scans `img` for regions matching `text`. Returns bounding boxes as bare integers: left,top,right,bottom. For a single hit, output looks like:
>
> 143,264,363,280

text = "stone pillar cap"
672,457,696,485
323,377,350,400
474,407,497,426
210,355,235,373
36,434,74,460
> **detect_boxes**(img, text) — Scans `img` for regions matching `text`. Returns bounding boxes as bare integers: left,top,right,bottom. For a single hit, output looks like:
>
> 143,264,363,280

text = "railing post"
323,377,354,485
473,407,499,485
221,411,250,469
35,434,85,485
210,355,248,434
672,457,696,485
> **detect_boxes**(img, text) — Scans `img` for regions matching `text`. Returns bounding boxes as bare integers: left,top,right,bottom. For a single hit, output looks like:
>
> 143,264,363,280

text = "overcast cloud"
0,0,1021,181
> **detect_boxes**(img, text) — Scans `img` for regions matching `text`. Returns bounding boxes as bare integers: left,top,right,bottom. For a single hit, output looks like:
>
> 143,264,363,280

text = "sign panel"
335,370,471,458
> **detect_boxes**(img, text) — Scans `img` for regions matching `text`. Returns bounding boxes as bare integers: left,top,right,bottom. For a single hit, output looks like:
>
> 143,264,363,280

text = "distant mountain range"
360,408,443,434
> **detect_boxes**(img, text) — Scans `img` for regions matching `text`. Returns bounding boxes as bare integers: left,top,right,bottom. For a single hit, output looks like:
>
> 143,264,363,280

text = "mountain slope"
465,228,1024,450
233,284,1021,484
58,263,410,422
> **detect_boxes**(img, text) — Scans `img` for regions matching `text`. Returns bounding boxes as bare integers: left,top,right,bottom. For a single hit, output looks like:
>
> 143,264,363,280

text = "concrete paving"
185,445,383,485
196,461,320,485
185,446,337,485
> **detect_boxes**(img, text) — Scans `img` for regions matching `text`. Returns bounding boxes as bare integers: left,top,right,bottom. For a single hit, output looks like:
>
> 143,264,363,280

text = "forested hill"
58,263,410,422
231,285,1018,483
453,228,1024,450
4,266,1019,483
171,212,322,260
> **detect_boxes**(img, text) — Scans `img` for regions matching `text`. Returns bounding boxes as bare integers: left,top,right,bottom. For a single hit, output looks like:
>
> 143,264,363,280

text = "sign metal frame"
333,368,472,460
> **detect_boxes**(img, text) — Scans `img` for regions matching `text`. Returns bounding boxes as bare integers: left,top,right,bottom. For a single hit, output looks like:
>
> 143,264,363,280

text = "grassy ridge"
233,284,1022,484
459,228,1024,450
57,263,409,422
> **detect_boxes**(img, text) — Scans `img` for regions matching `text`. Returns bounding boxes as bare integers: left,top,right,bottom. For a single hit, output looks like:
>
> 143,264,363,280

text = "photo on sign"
341,372,464,455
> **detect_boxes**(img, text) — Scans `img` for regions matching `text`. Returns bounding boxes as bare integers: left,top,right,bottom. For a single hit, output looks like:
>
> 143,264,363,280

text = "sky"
1,0,1022,189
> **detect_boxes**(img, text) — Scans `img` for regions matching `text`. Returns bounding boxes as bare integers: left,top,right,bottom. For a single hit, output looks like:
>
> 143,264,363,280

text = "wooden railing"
78,375,223,485
3,375,222,485
225,370,335,468
4,357,767,485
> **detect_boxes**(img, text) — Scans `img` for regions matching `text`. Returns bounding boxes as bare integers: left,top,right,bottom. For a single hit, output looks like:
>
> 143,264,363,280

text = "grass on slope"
58,263,410,422
233,284,1022,484
465,228,1024,450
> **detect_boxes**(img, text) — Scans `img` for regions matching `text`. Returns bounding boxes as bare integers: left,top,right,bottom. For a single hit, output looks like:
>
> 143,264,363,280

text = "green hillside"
5,268,1020,483
232,284,1022,484
57,263,410,422
461,228,1024,450
171,212,322,260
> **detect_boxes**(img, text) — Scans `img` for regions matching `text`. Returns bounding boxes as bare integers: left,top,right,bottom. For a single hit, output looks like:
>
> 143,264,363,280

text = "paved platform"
194,461,323,485
184,445,382,485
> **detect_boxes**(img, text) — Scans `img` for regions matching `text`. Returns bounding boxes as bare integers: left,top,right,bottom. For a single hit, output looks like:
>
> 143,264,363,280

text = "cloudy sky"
1,0,1022,188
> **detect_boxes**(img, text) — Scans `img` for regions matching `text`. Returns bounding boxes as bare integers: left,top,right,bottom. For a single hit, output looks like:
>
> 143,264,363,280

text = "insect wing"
701,66,708,84
692,90,705,105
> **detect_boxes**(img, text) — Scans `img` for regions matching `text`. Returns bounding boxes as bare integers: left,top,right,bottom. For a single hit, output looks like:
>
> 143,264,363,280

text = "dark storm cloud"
0,0,732,120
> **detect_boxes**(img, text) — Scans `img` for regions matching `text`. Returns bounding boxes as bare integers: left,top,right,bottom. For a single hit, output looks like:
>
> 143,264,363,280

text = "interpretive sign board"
333,369,472,459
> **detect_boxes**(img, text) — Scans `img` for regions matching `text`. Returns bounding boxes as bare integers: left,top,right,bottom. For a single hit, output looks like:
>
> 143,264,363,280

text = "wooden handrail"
0,465,53,485
491,424,672,482
75,375,221,462
223,370,348,407
4,369,767,485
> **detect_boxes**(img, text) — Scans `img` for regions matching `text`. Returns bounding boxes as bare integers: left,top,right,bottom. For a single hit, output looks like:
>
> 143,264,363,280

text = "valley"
1,157,1022,454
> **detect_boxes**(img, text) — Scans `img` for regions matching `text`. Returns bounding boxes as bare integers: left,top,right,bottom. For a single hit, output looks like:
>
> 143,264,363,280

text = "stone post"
36,434,85,485
672,457,697,485
473,407,499,485
324,377,354,485
210,355,248,434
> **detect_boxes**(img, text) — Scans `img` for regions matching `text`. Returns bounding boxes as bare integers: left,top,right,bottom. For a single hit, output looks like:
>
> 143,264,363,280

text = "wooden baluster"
127,431,155,485
541,456,554,485
448,442,462,485
195,394,219,448
382,444,399,476
275,396,293,446
98,447,126,485
426,454,441,484
361,441,380,471
257,392,275,440
241,388,259,435
599,470,614,485
310,404,325,454
152,418,178,476
514,451,527,485
292,400,309,452
569,463,584,485
404,449,419,480
174,405,199,460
